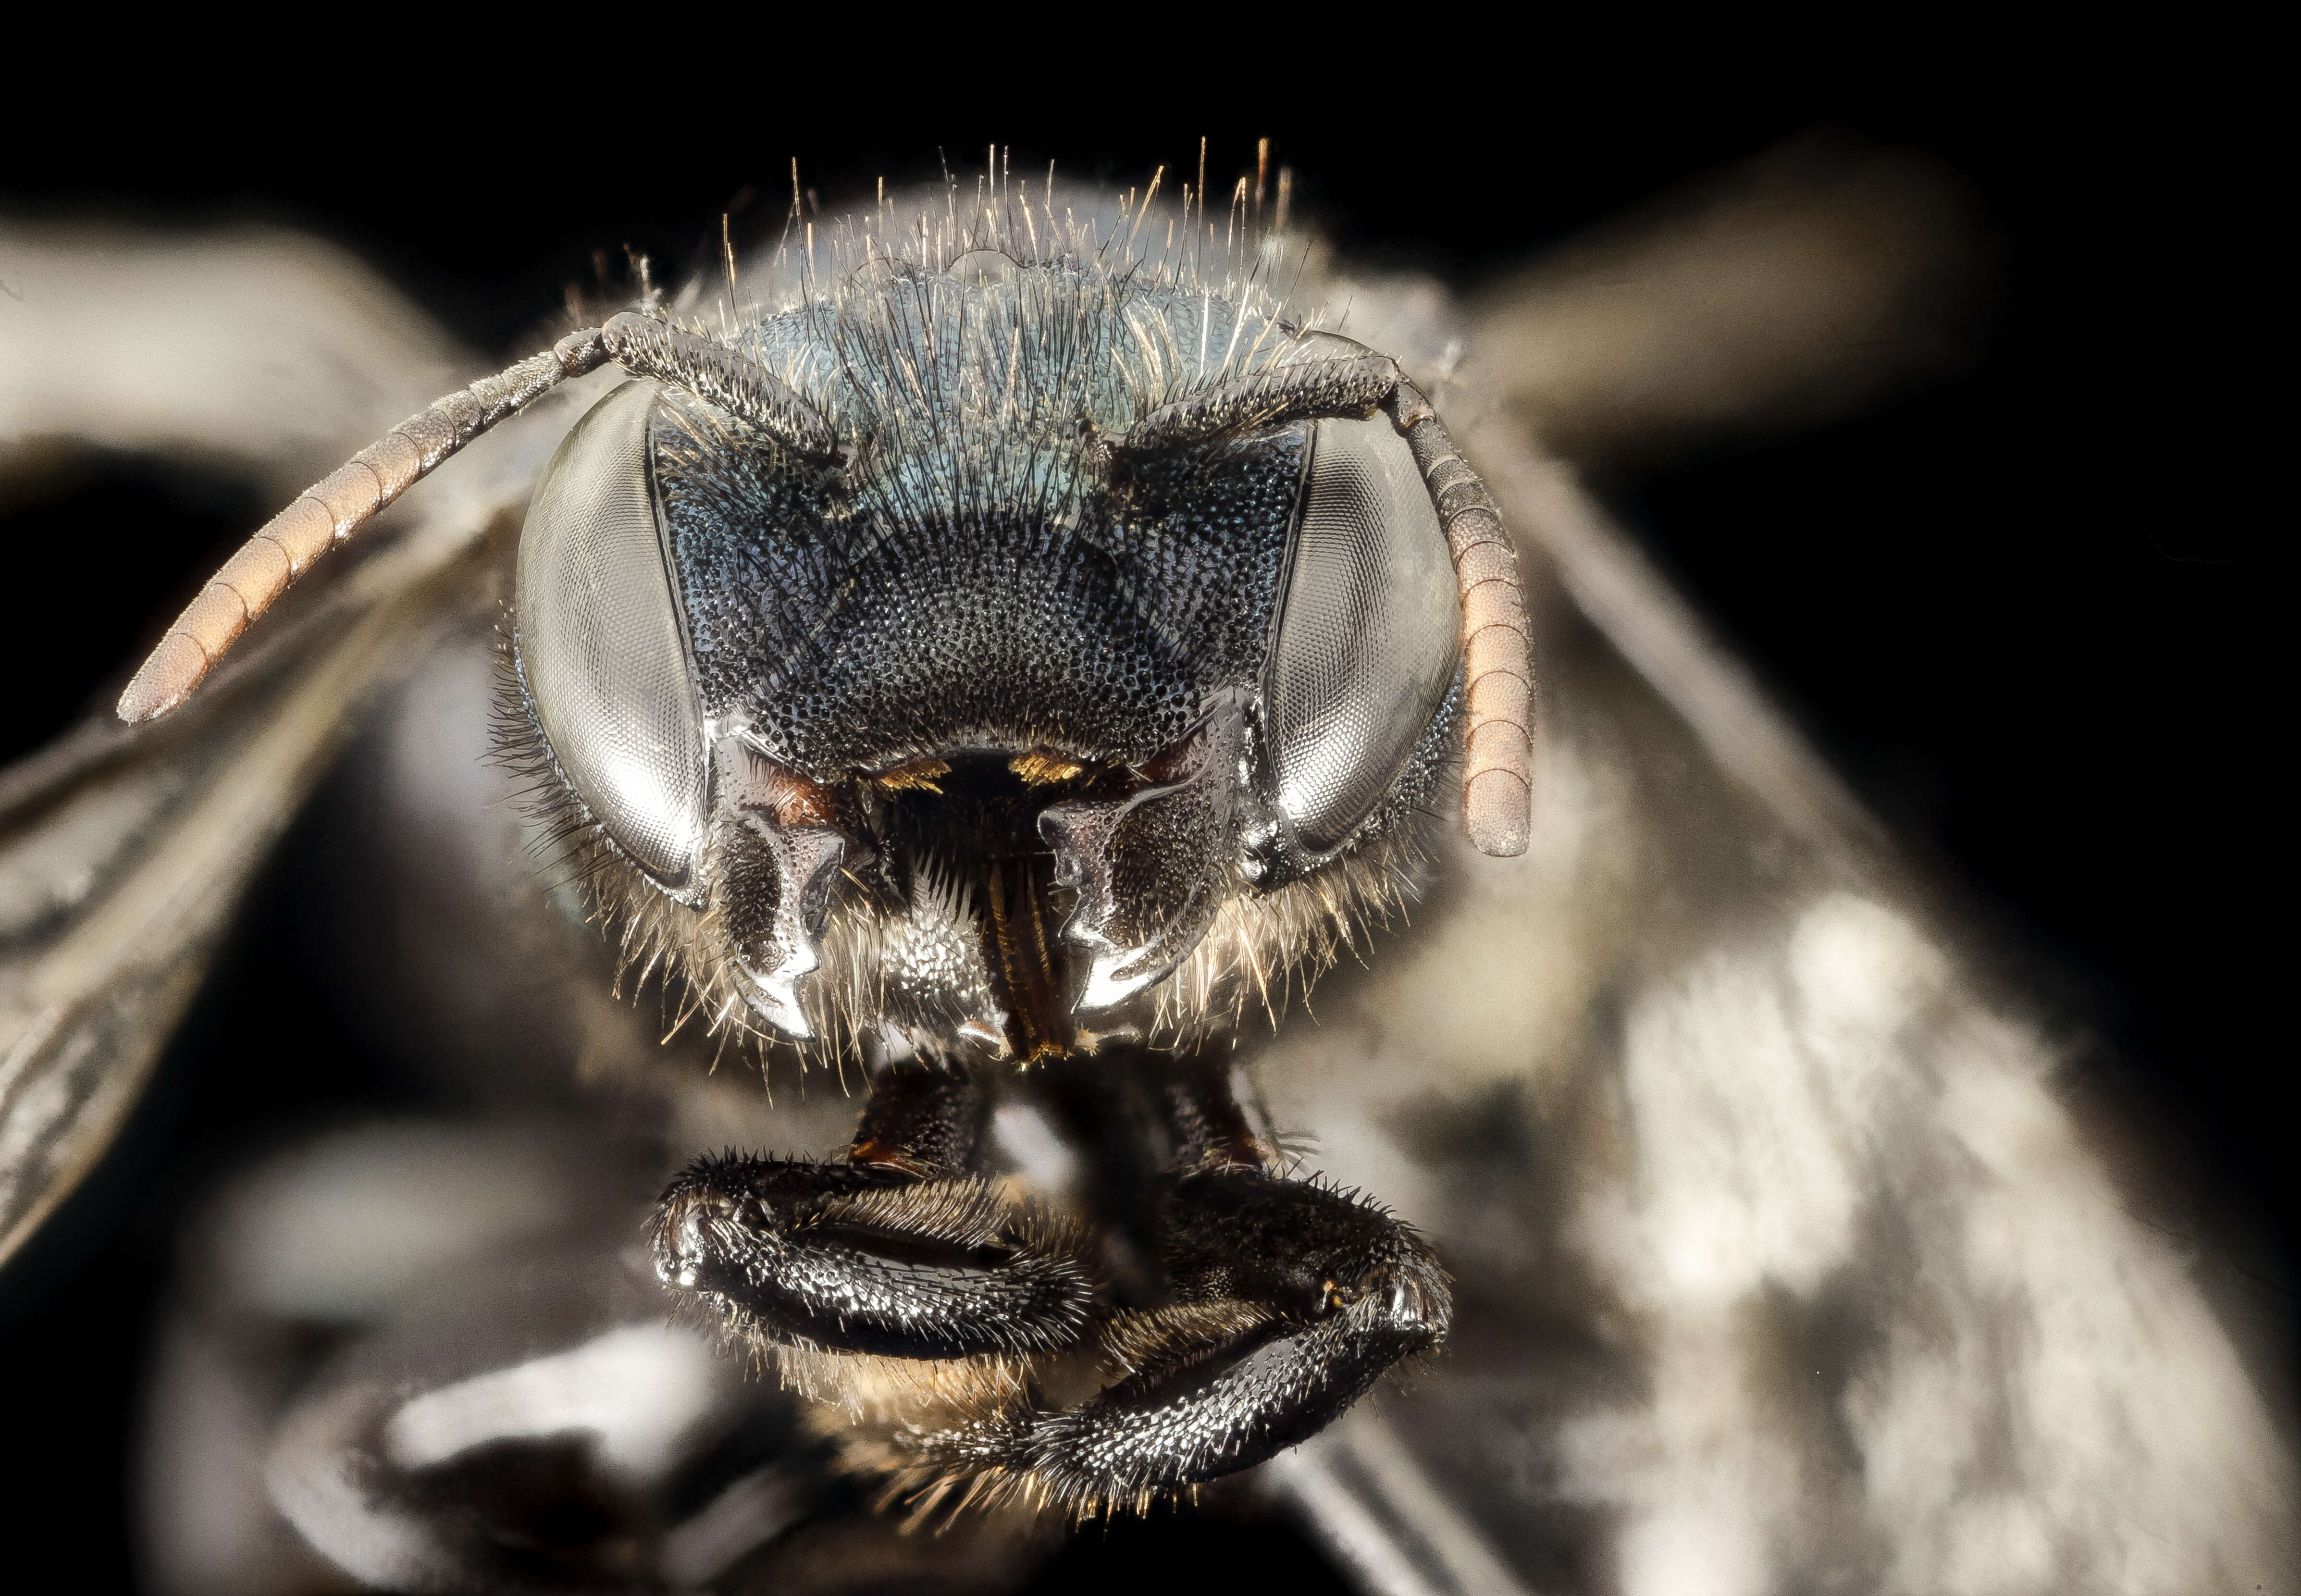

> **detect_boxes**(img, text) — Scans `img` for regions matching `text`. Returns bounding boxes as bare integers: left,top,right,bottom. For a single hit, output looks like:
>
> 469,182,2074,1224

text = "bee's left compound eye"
1262,412,1460,857
514,380,709,893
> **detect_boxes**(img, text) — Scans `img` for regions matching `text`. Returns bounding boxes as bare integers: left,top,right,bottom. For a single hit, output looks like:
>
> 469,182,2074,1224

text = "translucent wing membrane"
1,517,500,1270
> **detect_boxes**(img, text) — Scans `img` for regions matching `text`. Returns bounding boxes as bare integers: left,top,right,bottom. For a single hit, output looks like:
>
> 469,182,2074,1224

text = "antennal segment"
594,314,841,460
1388,380,1535,857
116,315,841,726
115,340,604,724
1101,354,1398,458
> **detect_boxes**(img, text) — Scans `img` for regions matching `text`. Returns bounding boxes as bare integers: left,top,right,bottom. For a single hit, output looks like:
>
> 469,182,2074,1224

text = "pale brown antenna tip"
116,340,593,724
1388,381,1537,859
116,632,212,723
115,315,844,726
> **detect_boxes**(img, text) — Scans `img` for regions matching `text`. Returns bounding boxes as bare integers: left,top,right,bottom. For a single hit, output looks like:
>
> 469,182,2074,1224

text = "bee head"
506,252,1508,1067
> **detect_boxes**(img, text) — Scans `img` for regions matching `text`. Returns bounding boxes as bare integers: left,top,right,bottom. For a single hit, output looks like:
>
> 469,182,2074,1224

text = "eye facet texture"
1265,415,1459,854
515,380,708,891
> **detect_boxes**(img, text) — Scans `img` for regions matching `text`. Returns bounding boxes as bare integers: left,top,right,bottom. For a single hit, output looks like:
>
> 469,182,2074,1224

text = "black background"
0,26,2281,1592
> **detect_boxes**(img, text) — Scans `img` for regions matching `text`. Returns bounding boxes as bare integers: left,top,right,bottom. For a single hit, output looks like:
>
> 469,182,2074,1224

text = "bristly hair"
641,160,1340,625
703,153,1325,391
1145,827,1435,1049
1150,681,1460,1050
491,630,900,1082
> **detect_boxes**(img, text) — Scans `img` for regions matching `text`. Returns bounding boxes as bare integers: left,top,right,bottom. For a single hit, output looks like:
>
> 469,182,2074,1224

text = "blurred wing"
1459,134,1989,464
0,223,609,1270
0,220,466,486
0,513,504,1268
1260,145,2298,1593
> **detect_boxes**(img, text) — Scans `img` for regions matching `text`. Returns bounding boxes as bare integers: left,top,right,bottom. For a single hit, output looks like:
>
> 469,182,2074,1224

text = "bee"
2,146,2291,1594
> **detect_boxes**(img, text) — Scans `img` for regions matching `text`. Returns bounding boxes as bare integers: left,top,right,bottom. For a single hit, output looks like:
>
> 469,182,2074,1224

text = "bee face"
509,261,1465,1063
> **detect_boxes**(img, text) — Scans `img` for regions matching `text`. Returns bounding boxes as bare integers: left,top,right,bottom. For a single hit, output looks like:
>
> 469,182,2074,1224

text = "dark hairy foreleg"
872,1065,1451,1517
653,1062,1100,1361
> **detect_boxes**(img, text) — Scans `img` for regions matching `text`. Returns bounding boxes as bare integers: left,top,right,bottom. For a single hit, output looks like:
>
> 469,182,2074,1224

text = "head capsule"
505,246,1521,1067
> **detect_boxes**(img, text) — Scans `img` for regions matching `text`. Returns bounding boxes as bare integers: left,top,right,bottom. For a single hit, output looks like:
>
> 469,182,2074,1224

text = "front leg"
1047,1167,1448,1496
653,1063,1100,1362
885,1063,1452,1515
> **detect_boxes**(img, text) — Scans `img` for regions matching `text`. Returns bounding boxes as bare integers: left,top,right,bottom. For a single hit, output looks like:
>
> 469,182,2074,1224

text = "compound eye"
514,380,708,892
1265,414,1459,855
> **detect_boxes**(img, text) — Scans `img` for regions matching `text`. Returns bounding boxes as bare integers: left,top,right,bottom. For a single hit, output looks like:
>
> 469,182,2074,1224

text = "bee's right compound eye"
514,380,710,894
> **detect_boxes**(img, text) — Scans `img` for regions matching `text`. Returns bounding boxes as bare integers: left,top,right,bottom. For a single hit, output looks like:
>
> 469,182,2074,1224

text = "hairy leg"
653,1063,1100,1362
875,1058,1452,1516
